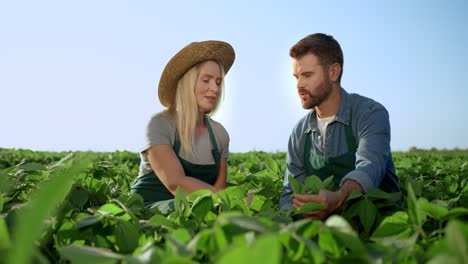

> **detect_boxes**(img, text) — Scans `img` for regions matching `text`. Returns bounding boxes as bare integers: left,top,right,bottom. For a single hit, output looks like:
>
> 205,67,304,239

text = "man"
279,33,400,220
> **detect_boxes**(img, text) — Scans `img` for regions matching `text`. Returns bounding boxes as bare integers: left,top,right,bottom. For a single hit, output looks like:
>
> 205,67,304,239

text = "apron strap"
205,115,221,164
303,129,312,174
344,109,358,152
173,115,220,163
173,132,182,154
303,108,357,175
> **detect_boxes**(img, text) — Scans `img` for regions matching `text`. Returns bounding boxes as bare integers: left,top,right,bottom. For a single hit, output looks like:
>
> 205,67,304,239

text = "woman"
130,40,235,212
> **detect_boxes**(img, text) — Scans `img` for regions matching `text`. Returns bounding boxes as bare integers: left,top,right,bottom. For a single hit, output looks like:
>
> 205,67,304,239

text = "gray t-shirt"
138,110,230,177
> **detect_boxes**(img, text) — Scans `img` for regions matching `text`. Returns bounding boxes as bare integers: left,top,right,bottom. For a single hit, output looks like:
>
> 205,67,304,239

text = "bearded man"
280,33,400,220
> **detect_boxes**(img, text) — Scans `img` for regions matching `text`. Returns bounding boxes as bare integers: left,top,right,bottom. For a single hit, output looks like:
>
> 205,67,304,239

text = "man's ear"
329,63,341,82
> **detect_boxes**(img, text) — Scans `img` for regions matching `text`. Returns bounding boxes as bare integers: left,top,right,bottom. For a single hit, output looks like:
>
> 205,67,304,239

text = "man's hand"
293,180,363,220
293,190,345,219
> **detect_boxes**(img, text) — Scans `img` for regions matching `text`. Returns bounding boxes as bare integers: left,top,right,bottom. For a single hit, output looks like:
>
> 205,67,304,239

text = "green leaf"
371,211,410,239
172,228,192,243
356,198,378,234
427,255,458,264
68,185,89,207
214,226,228,251
186,189,211,203
219,214,272,233
123,193,144,210
325,215,367,257
191,194,213,221
346,190,363,201
114,219,140,254
187,227,225,255
264,154,279,174
17,163,47,171
148,214,178,229
217,234,282,264
426,239,449,261
59,245,122,264
283,219,320,235
215,186,246,209
160,256,195,264
325,215,356,236
324,216,367,255
304,176,323,194
74,215,104,229
98,203,124,215
0,217,11,248
248,194,266,211
0,170,10,193
442,207,468,220
124,245,160,264
288,175,304,194
165,230,193,257
366,188,399,200
7,153,91,264
322,175,335,190
445,220,468,263
174,187,190,217
417,198,448,220
292,202,325,215
318,230,342,257
56,222,76,246
407,182,423,226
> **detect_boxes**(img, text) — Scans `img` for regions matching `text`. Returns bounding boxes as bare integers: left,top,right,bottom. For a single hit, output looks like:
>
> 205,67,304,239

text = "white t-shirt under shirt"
316,115,335,148
138,110,230,177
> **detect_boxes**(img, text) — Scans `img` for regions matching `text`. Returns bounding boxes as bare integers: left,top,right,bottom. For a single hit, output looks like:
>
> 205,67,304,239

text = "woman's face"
194,60,222,114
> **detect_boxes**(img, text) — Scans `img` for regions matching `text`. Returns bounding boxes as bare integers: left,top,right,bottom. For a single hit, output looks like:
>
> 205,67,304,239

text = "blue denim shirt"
279,88,399,210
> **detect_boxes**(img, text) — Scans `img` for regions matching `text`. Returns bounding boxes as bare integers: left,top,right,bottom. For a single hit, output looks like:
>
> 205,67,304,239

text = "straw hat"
158,40,235,107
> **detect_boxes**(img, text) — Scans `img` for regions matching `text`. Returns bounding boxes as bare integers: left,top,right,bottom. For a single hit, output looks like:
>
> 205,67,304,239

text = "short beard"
302,78,333,109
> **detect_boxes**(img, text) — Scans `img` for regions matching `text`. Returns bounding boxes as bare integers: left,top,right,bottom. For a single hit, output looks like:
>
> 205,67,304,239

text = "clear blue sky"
1,0,467,153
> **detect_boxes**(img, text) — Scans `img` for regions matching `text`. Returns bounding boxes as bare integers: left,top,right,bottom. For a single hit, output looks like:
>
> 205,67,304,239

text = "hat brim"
158,40,235,107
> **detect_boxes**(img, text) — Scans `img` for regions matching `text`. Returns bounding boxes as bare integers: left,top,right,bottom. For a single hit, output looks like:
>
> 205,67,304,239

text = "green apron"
304,112,399,193
304,117,357,190
130,115,220,212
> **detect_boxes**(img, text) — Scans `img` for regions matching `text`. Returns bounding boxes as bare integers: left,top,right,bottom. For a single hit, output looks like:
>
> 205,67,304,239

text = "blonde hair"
169,61,225,155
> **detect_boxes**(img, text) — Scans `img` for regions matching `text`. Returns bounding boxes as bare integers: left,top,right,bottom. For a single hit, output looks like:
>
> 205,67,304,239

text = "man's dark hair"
290,33,344,83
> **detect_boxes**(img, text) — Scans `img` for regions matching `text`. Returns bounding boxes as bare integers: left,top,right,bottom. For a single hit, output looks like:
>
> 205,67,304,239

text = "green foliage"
0,148,466,263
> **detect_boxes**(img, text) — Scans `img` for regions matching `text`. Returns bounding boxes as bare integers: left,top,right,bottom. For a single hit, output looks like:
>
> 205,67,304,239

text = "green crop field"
0,148,467,263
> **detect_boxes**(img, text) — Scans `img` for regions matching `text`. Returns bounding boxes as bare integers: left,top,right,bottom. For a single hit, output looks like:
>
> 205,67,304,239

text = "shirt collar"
334,87,351,126
304,87,351,134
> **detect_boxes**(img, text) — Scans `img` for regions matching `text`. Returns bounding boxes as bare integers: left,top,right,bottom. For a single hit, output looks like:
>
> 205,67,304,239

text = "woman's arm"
146,145,219,195
213,158,227,189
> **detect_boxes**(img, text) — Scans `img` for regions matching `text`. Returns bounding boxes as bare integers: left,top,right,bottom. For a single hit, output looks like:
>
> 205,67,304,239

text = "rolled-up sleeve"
280,128,306,210
340,107,391,192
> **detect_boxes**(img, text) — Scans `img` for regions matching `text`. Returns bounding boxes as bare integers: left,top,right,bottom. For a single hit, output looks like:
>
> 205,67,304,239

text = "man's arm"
340,106,392,192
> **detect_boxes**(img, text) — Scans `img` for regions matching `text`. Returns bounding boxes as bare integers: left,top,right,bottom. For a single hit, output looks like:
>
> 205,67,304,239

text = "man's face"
292,53,332,109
